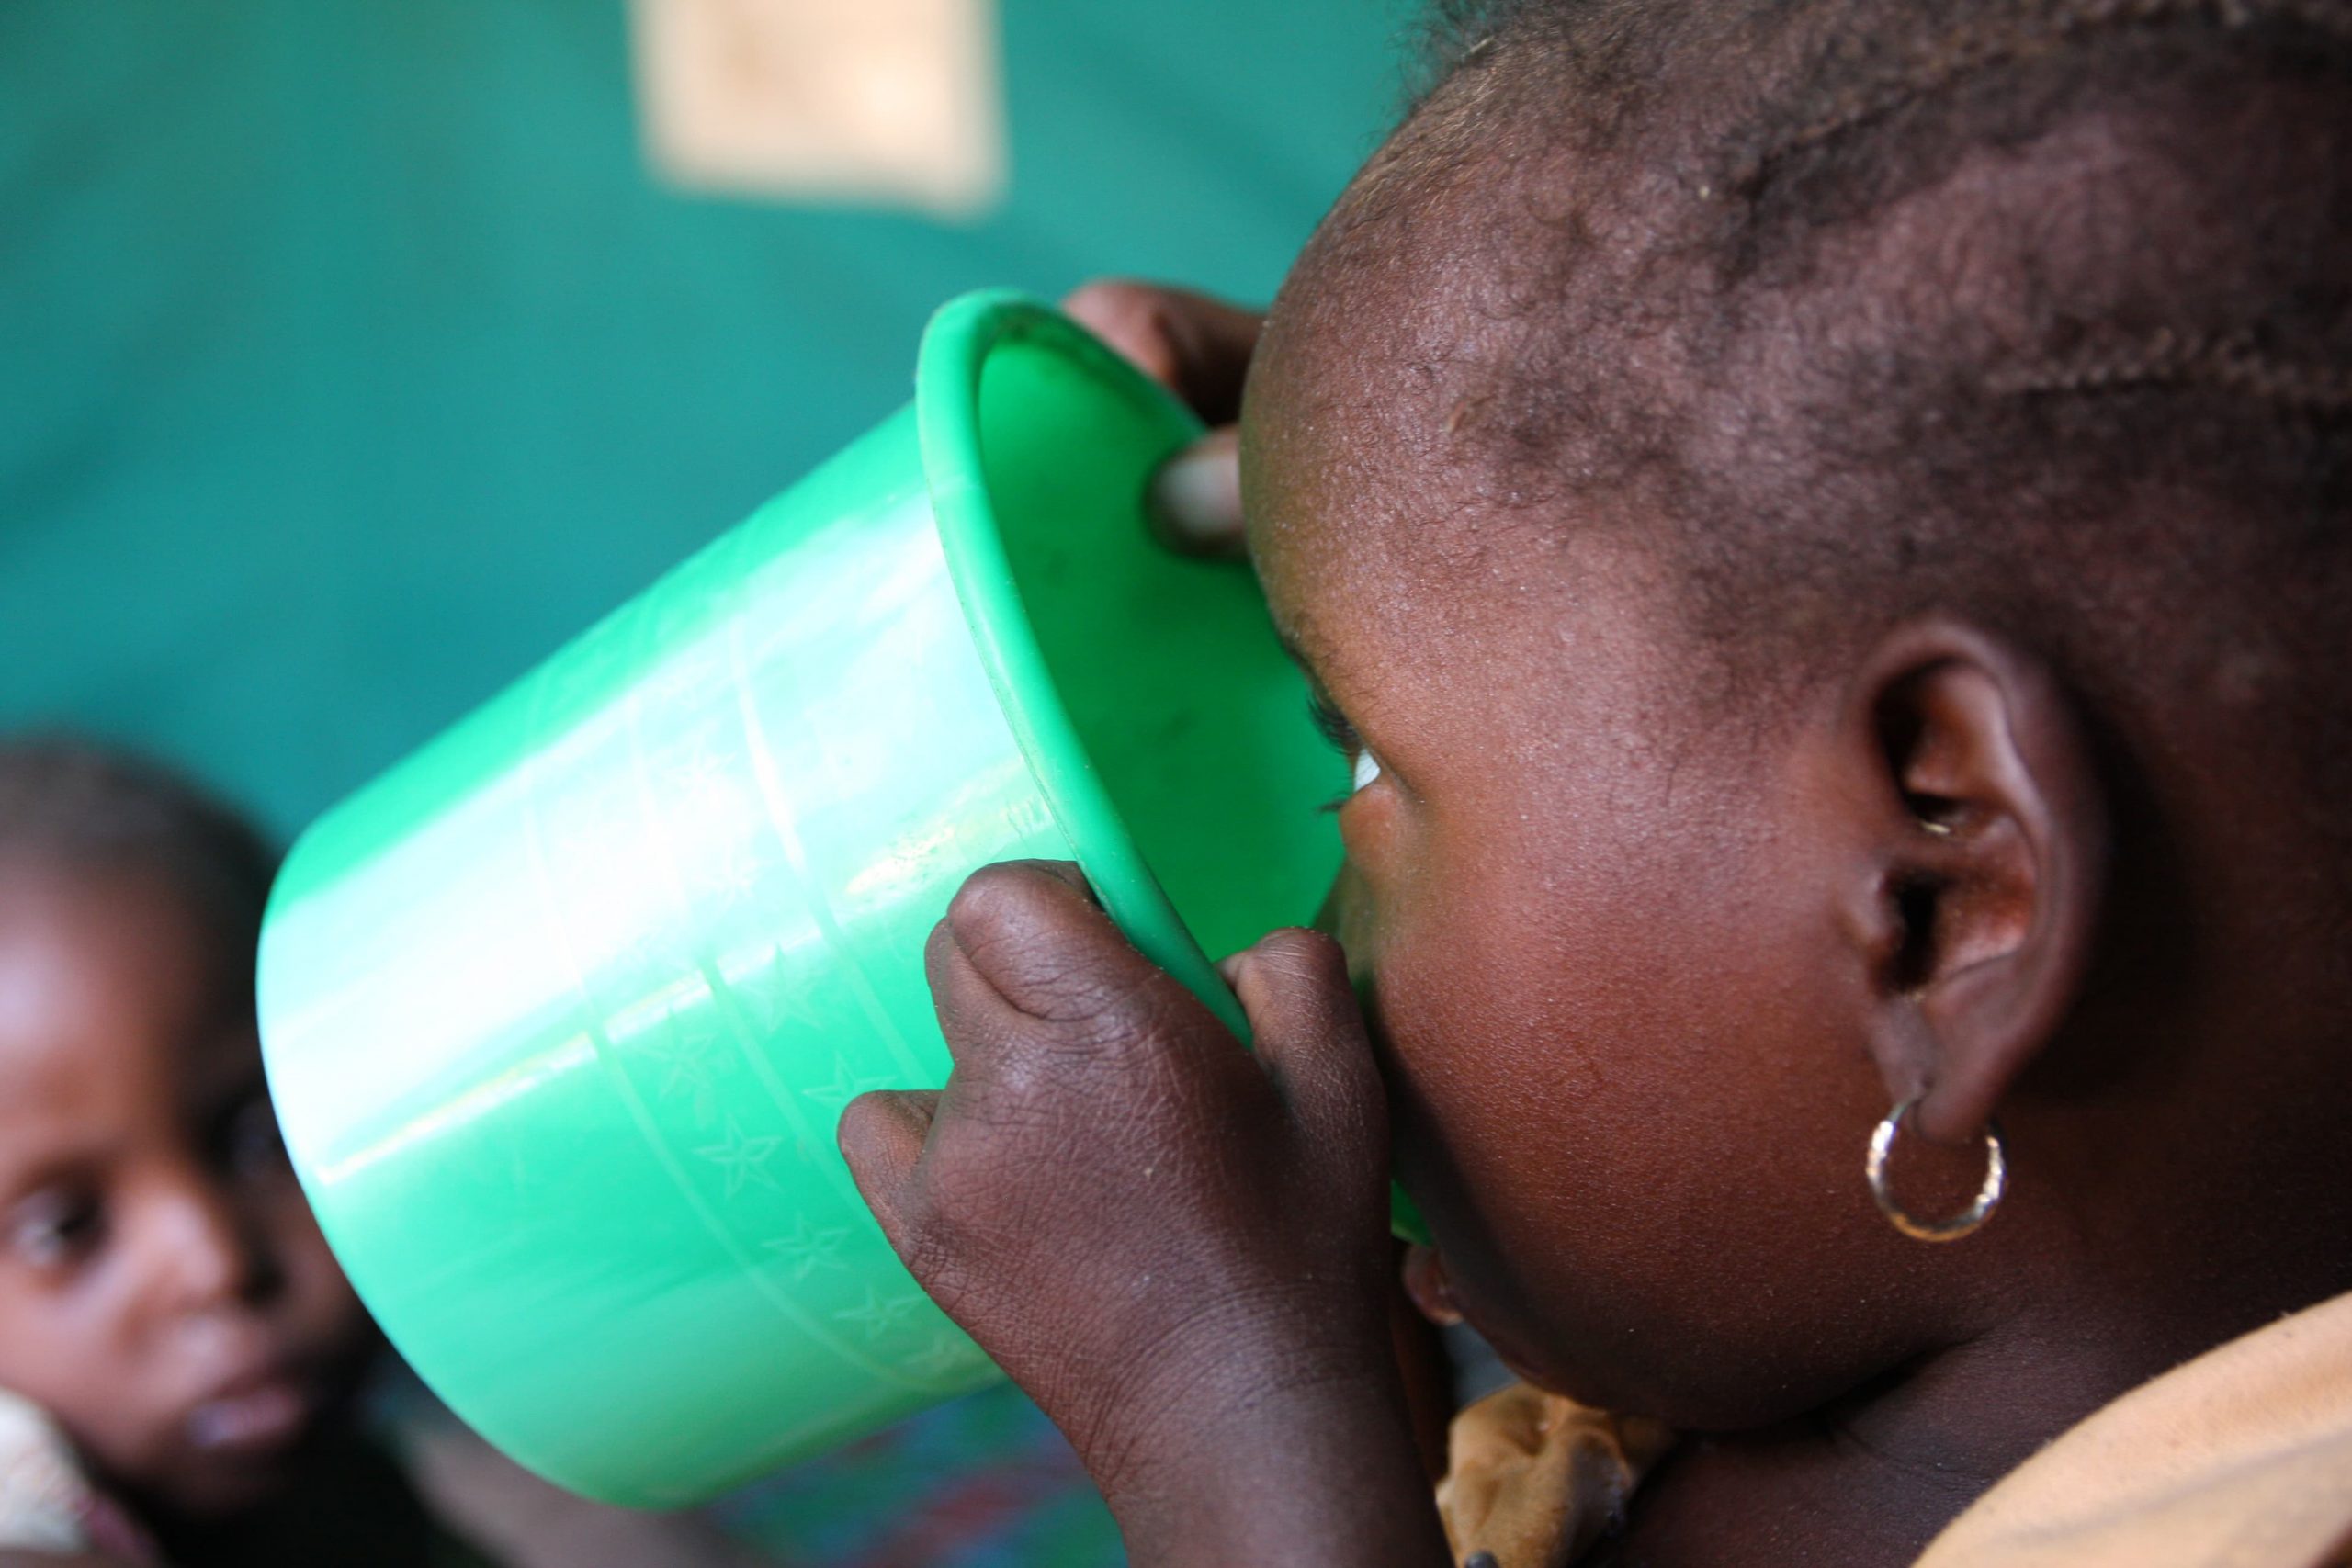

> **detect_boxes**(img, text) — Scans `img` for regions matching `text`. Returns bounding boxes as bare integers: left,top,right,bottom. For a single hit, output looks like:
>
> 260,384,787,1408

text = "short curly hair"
0,735,277,938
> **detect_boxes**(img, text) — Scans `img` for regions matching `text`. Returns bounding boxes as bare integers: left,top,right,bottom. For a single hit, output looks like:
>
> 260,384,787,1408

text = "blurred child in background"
0,735,1044,1568
0,736,482,1567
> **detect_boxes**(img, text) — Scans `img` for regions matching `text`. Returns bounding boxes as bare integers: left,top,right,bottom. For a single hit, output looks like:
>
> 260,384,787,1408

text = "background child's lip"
184,1370,316,1455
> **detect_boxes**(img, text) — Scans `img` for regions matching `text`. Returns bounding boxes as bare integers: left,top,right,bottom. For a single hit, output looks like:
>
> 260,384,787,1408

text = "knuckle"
1063,277,1165,333
986,977,1172,1096
1045,962,1168,1039
888,1222,964,1297
1063,281,1186,384
1080,979,1207,1073
1250,926,1348,987
891,1203,957,1285
900,1134,1058,1266
933,1085,1052,1156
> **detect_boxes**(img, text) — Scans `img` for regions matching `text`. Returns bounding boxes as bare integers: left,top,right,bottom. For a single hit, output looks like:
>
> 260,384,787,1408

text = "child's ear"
1833,618,2109,1146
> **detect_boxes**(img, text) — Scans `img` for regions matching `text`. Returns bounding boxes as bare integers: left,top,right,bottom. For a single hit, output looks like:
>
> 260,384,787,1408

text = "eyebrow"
1274,620,1350,694
1283,634,1384,750
0,1135,109,1208
1273,623,1316,671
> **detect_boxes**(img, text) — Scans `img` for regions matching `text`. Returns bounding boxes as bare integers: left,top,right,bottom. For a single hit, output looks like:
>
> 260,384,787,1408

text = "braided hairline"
1990,330,2352,416
1735,0,2352,194
1724,0,2352,424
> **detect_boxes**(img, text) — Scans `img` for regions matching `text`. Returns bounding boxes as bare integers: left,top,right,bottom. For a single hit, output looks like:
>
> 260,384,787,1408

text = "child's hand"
840,862,1449,1568
1061,280,1261,557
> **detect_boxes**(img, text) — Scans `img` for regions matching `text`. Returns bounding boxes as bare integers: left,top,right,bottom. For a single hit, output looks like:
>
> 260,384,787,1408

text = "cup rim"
914,289,1248,1039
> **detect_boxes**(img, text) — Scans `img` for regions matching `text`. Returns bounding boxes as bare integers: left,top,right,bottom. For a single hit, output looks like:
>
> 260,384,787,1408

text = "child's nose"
151,1169,282,1314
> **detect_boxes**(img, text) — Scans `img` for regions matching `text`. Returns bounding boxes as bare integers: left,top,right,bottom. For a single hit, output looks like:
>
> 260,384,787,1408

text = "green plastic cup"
256,292,1348,1506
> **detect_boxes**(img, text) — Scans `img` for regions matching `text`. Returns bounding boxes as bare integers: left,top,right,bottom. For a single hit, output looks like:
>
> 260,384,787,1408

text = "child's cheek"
1334,789,1446,1012
1333,797,1405,942
1336,781,1404,865
260,1184,367,1350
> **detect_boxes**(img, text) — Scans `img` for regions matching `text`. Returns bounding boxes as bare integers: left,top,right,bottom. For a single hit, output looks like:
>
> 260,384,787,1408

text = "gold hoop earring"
1865,1098,2007,1242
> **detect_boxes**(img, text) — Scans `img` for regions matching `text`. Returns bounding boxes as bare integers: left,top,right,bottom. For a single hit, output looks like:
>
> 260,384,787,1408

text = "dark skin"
1244,90,2352,1564
0,856,436,1568
850,109,2352,1563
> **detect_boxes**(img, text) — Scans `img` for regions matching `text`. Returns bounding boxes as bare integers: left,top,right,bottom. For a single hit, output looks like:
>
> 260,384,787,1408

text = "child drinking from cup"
839,1,2352,1563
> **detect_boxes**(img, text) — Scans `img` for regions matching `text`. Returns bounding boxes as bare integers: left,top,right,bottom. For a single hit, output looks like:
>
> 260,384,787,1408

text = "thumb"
1148,428,1245,558
837,1089,940,1246
1221,929,1385,1169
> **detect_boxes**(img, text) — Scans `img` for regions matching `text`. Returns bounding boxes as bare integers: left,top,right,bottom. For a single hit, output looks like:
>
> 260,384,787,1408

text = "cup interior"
926,299,1347,986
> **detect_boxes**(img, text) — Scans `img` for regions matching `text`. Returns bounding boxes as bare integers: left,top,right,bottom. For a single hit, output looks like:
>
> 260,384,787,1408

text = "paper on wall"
628,0,1004,219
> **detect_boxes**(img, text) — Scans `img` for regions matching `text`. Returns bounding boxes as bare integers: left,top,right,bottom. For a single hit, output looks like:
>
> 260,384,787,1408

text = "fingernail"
1148,441,1244,552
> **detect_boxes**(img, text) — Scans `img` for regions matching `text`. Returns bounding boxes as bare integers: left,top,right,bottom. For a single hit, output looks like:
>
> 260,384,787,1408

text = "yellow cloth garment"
1437,1291,2352,1568
1917,1290,2352,1568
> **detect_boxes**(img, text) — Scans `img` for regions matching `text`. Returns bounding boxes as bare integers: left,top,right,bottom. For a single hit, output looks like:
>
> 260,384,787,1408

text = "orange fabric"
1436,1383,1674,1568
1917,1291,2352,1568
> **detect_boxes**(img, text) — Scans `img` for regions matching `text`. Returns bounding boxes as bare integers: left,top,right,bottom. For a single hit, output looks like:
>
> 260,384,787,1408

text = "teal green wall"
0,1,1406,834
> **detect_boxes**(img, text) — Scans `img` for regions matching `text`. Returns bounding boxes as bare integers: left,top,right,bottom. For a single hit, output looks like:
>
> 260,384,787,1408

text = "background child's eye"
1351,747,1383,793
220,1095,291,1181
6,1189,107,1270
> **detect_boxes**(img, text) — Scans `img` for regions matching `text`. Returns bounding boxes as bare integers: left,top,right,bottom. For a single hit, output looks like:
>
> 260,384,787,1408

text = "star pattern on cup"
617,913,692,978
668,730,717,779
835,1286,922,1340
695,847,760,907
738,951,823,1036
665,736,745,818
1003,793,1055,840
640,1012,727,1121
695,1117,784,1198
647,1028,717,1100
763,1214,851,1281
541,795,638,883
802,1057,893,1115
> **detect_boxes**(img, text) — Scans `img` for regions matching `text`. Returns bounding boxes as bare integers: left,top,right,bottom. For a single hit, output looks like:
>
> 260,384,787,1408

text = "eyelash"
1308,690,1362,757
217,1095,289,1181
6,1190,105,1271
1308,692,1374,814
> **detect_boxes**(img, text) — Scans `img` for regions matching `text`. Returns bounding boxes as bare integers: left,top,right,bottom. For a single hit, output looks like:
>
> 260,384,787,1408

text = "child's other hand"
840,861,1447,1568
1061,280,1260,558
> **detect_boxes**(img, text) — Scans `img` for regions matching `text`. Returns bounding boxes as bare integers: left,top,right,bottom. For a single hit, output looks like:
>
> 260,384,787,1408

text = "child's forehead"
0,862,257,1122
1262,97,1658,466
1251,196,1575,557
